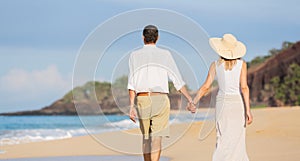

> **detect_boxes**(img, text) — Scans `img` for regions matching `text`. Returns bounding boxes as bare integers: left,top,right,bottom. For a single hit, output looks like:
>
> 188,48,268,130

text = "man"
128,25,195,161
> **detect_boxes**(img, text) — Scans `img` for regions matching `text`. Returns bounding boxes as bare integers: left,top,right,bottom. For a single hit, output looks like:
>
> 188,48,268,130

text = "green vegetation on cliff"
63,81,112,103
271,63,300,106
247,41,294,68
62,75,179,104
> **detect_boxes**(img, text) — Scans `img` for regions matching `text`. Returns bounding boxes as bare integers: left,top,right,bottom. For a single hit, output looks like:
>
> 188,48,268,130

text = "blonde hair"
217,57,238,71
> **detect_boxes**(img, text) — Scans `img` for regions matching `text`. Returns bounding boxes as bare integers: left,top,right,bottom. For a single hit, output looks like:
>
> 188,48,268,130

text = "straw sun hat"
209,34,246,59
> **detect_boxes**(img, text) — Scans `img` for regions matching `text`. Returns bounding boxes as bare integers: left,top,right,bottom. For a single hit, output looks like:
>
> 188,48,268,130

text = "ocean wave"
0,128,88,145
104,119,139,130
0,126,137,145
0,113,207,145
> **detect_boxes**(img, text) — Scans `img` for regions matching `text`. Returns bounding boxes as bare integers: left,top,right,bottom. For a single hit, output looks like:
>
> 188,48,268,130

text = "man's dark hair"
143,25,159,44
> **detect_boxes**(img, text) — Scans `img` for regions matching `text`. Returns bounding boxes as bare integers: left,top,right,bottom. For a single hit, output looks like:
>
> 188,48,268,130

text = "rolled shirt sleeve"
166,52,185,91
127,54,135,90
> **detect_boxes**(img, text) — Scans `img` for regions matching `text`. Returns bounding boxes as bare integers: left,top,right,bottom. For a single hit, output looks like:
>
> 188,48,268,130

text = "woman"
190,33,253,161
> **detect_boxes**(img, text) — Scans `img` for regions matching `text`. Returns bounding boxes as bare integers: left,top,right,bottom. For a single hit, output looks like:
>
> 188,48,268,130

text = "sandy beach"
1,107,300,161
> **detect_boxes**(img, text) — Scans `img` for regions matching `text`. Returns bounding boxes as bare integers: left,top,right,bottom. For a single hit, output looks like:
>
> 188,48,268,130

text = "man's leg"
136,96,152,161
150,95,170,161
138,118,151,161
151,136,162,161
142,137,151,161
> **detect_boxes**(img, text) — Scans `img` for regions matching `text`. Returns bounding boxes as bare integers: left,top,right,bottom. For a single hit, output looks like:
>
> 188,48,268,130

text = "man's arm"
179,86,193,102
166,52,195,112
129,89,137,123
128,54,137,123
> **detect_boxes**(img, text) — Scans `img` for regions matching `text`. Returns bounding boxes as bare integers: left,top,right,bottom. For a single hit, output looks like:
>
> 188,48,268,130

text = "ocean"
0,112,207,145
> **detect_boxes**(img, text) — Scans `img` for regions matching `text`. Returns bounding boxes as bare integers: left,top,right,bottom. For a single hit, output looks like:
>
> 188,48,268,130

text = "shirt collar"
143,44,157,48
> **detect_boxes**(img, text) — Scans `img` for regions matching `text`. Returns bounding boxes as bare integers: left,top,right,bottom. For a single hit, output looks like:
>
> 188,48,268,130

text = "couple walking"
128,25,253,161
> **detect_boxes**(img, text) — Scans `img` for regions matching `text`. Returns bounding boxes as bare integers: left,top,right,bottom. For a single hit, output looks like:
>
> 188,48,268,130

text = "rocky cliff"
247,41,300,106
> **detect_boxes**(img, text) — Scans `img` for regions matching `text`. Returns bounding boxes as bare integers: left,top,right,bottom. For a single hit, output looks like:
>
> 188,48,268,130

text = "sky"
0,0,299,112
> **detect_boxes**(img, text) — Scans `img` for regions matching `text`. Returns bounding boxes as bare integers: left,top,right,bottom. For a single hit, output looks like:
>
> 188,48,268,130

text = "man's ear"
156,36,160,42
142,36,146,44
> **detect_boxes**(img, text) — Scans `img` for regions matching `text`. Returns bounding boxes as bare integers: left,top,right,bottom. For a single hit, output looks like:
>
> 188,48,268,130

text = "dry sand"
1,107,300,161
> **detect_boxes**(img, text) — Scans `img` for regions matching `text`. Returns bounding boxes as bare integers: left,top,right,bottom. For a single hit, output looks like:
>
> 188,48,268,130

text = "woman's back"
192,33,252,161
215,59,243,95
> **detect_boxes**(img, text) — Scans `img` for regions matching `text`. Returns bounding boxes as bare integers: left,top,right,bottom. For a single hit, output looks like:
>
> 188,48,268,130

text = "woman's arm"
240,61,253,125
193,62,216,105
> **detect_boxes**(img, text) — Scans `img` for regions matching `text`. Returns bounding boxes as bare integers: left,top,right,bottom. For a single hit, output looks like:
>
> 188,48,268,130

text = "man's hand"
129,106,137,123
128,90,137,123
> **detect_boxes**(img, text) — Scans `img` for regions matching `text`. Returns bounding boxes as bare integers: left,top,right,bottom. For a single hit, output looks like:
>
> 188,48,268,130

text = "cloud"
1,65,70,92
0,65,72,111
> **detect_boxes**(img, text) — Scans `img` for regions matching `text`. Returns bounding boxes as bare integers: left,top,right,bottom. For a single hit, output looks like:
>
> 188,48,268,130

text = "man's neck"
144,43,156,46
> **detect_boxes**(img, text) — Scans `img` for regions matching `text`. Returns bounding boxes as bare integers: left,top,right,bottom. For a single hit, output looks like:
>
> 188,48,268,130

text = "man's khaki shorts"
136,95,170,139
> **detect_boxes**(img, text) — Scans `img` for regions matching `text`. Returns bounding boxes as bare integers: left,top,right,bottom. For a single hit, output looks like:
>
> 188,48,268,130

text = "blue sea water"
0,112,207,145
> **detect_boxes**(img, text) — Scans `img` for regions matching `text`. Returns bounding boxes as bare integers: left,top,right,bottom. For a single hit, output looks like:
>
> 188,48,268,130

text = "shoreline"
1,107,300,161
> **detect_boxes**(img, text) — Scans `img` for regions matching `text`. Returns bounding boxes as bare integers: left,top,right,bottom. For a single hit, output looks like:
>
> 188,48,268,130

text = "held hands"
186,101,197,113
129,106,137,123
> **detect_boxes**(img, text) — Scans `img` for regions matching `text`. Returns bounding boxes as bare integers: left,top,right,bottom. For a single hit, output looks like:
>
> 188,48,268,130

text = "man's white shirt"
127,45,185,93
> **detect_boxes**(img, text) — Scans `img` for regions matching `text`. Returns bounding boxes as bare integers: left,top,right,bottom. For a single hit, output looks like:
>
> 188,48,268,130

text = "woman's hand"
246,110,253,125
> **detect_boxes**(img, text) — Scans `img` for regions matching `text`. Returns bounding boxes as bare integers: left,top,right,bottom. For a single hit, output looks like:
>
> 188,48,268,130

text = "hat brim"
209,38,246,59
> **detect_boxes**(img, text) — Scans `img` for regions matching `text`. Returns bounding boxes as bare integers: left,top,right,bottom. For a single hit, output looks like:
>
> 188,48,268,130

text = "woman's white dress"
213,60,249,161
